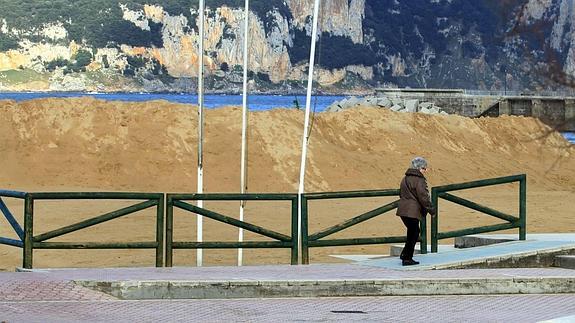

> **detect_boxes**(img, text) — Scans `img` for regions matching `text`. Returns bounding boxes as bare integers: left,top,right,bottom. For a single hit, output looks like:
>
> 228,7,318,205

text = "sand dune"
0,97,573,269
0,97,572,192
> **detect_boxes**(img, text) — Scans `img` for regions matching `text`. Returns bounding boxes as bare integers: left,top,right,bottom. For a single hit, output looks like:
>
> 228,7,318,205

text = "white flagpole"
197,0,205,267
297,0,321,264
238,0,250,267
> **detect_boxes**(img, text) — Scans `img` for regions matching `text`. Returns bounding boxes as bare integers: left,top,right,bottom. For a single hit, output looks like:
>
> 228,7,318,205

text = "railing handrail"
28,192,163,200
303,189,399,200
168,192,298,200
0,190,27,199
432,174,525,193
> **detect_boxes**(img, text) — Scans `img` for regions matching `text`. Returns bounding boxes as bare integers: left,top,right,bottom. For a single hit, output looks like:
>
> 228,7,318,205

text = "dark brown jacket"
396,168,435,220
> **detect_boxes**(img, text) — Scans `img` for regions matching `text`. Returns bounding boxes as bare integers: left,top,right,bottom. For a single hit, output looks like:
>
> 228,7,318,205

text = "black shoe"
402,259,420,266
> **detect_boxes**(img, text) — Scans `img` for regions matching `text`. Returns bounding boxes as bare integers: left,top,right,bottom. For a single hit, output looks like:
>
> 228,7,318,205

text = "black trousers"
400,216,420,260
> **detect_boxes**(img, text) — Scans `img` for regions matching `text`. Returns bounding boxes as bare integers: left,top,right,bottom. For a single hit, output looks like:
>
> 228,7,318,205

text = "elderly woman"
396,157,435,266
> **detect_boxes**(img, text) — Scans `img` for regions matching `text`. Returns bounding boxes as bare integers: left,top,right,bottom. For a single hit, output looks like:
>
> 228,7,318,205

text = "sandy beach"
0,98,574,270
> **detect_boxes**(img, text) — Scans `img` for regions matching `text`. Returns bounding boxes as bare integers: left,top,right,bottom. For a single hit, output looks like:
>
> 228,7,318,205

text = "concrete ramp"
359,238,575,270
455,233,575,248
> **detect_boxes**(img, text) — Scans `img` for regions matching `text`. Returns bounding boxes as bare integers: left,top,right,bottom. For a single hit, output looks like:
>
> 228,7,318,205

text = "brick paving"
0,280,114,301
1,294,575,322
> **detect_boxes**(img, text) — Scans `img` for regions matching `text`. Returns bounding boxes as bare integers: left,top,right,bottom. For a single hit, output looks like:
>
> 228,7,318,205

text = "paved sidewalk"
5,264,575,299
2,294,575,322
0,279,115,301
2,264,575,322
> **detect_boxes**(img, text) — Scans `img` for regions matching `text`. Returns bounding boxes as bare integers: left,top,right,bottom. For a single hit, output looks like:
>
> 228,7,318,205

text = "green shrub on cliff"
0,34,19,51
46,58,69,72
73,49,93,69
126,55,147,69
151,58,175,84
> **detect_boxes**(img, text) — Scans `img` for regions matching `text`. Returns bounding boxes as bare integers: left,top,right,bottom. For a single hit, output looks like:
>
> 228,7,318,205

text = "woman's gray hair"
411,157,428,170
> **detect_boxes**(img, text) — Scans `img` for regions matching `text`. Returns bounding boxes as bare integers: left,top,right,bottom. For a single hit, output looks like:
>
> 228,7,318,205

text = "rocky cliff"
0,0,572,93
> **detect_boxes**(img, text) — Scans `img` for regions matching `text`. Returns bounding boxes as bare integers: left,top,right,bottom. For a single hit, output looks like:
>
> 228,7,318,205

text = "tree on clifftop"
73,50,93,70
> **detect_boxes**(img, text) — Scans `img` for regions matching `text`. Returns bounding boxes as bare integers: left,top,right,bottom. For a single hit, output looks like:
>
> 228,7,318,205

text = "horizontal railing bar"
168,193,297,201
439,193,519,223
309,236,406,247
33,242,158,249
304,189,400,200
309,200,399,241
433,174,525,193
29,192,163,200
0,190,27,199
173,200,291,242
0,237,23,248
172,241,291,249
34,200,157,242
437,222,519,240
0,197,24,240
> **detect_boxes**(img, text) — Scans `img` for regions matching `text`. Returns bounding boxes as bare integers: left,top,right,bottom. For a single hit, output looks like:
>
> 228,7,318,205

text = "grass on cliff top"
0,69,49,84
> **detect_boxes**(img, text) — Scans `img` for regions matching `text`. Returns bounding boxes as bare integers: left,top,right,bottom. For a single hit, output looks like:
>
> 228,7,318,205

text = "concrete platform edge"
75,276,575,300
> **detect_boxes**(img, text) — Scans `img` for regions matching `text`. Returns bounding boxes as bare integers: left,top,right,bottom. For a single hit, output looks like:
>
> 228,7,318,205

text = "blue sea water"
0,91,345,112
563,132,575,144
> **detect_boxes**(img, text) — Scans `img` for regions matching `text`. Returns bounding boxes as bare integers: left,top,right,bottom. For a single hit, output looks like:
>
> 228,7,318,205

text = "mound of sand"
0,97,572,192
1,97,574,269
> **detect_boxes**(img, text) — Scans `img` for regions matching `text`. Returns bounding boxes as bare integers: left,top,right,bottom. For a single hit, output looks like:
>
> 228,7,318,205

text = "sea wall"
374,88,575,131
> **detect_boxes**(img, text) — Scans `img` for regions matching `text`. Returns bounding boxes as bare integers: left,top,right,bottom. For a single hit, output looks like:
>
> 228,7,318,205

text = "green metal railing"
166,193,299,266
0,174,527,268
0,190,27,249
430,174,526,252
21,192,164,269
301,189,427,264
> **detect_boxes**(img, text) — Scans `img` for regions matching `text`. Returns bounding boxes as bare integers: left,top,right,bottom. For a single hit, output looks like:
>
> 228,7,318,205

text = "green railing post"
301,195,309,265
165,195,174,267
519,175,527,240
23,195,33,269
155,195,165,267
420,216,427,255
290,197,298,265
431,187,438,253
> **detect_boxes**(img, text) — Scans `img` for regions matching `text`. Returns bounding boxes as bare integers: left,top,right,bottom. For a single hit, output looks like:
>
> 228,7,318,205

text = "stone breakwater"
325,95,449,115
326,93,575,132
